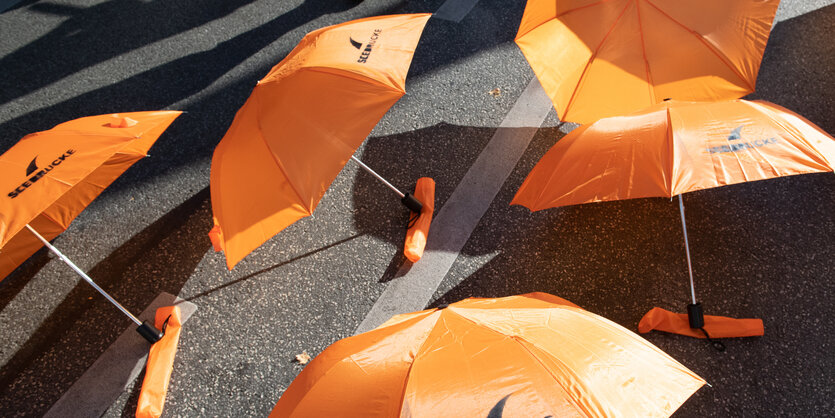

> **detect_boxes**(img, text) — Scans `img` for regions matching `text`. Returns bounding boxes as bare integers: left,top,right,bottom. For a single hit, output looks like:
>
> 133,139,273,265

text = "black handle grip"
401,193,423,213
687,302,705,329
136,320,164,343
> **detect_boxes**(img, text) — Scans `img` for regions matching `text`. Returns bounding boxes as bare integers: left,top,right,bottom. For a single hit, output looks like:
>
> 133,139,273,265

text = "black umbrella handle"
136,321,164,343
401,192,423,213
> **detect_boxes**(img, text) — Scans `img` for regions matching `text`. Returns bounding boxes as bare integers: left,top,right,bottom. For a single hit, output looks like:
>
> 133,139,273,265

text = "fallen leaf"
295,351,311,364
488,88,501,97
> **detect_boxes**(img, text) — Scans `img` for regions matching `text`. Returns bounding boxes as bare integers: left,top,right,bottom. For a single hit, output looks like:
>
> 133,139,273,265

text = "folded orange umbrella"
404,177,435,262
136,305,183,418
516,0,780,124
0,111,182,342
512,99,835,340
209,14,432,269
271,292,705,417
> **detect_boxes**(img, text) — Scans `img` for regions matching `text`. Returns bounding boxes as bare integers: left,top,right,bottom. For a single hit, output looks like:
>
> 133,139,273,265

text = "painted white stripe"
434,0,481,22
44,293,197,418
356,77,553,333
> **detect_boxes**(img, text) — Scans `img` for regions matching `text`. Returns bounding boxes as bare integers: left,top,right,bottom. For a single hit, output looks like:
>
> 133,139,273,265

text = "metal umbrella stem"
25,224,142,326
350,155,405,198
349,155,423,213
677,195,697,305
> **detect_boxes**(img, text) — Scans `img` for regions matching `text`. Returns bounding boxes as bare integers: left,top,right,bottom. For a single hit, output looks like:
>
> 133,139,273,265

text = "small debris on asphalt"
294,352,311,364
488,87,501,97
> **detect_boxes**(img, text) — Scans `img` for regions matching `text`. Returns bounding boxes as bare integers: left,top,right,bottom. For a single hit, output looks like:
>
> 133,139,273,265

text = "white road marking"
44,293,197,418
356,77,553,333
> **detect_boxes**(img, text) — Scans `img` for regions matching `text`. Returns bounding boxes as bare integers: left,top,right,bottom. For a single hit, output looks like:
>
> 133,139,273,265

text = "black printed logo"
355,29,382,64
707,125,778,154
7,149,76,199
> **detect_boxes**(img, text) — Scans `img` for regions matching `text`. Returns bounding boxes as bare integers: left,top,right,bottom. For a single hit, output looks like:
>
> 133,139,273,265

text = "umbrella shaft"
24,224,142,326
350,156,405,198
677,195,697,304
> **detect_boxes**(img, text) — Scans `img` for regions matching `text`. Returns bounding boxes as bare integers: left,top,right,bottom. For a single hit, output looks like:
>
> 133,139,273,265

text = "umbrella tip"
107,115,138,128
663,98,672,101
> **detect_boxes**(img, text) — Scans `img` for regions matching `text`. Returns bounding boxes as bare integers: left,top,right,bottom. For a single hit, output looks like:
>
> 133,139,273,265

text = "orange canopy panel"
516,0,780,124
209,13,431,269
0,111,182,280
512,99,835,211
271,293,705,417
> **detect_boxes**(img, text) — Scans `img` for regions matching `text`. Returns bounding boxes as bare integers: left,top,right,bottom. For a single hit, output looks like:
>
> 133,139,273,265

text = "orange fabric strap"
136,305,183,418
404,177,435,262
639,307,764,339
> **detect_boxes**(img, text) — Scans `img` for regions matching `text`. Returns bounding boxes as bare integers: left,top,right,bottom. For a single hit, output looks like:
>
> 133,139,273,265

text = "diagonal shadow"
0,0,260,105
0,187,213,416
0,247,49,313
186,233,366,302
0,0,366,148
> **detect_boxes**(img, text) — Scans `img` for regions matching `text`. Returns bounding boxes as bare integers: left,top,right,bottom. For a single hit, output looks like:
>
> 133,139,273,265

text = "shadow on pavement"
746,4,835,134
0,187,213,416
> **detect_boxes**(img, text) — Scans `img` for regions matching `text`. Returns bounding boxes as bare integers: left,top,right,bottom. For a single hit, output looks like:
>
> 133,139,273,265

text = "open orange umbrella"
209,13,432,269
512,99,835,343
515,0,780,124
0,111,182,342
271,292,705,417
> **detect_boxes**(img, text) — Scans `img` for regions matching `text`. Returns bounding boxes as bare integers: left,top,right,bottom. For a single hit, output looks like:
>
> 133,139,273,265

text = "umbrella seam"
642,0,755,93
446,307,594,416
666,105,676,196
303,66,406,96
392,311,445,415
517,0,620,39
743,101,834,171
251,87,314,216
634,0,656,103
562,0,633,122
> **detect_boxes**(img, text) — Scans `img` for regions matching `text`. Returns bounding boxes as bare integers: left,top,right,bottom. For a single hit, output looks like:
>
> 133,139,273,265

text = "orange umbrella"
515,0,780,124
271,292,705,417
0,111,182,342
209,13,432,269
512,99,835,341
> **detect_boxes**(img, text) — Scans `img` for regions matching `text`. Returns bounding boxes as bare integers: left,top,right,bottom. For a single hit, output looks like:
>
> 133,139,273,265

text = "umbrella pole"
24,224,163,343
349,155,423,213
677,195,705,329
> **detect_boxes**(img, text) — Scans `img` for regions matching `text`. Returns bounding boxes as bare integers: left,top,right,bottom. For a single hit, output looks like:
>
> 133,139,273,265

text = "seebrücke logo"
7,149,76,198
351,29,382,64
707,125,778,154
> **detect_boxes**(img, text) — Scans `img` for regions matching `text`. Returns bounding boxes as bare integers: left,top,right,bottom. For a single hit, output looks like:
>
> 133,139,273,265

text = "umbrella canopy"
272,293,705,417
0,111,182,280
511,99,834,341
516,0,780,124
512,99,835,210
209,13,431,269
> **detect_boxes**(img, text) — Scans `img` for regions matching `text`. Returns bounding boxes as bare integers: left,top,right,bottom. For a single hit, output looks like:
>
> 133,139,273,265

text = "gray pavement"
0,0,833,416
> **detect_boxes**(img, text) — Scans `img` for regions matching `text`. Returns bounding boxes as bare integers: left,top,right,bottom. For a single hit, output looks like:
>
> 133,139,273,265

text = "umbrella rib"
446,308,595,416
665,105,677,196
634,0,656,103
305,66,406,95
562,0,633,122
392,311,446,413
251,90,313,215
643,0,755,93
743,101,832,171
555,0,618,19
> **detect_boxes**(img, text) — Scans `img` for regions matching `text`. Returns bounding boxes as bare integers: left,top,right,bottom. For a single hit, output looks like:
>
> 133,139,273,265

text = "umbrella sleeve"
404,177,435,262
638,307,764,339
136,305,183,418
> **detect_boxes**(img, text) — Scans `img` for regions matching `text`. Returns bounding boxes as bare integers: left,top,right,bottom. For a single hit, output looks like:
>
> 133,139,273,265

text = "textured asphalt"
0,0,833,416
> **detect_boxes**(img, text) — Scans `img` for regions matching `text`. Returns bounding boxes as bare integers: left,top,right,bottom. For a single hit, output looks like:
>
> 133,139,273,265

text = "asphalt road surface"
1,0,833,416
